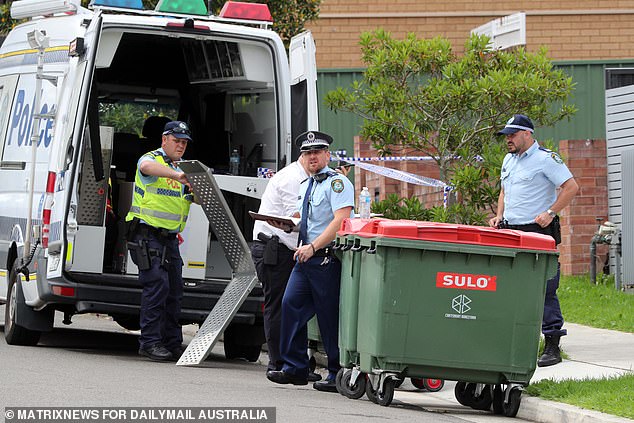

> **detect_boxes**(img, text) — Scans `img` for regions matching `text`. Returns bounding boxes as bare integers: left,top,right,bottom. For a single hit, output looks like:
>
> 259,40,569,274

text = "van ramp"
176,160,258,366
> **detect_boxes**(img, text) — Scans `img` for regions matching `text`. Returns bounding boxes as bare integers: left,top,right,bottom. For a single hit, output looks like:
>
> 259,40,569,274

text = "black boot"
538,335,562,367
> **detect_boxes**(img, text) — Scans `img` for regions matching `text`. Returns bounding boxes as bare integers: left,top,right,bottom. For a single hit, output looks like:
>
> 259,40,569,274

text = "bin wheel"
365,377,395,406
454,381,472,407
335,368,346,395
502,387,522,417
492,384,504,415
423,378,444,392
469,384,493,411
410,378,426,390
340,370,366,399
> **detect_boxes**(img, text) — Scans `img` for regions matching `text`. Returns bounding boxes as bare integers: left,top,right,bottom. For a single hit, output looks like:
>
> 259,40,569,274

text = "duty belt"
313,246,334,257
138,222,177,241
500,221,543,231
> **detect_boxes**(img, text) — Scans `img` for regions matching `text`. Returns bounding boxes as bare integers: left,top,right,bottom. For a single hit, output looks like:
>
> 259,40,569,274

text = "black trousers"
251,240,296,371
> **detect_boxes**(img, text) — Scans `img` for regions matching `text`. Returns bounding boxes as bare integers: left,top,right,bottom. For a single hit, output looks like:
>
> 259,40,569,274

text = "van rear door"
47,12,104,279
289,31,318,160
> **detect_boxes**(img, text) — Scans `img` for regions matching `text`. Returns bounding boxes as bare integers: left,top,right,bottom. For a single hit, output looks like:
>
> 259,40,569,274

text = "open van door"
289,31,318,160
47,12,104,280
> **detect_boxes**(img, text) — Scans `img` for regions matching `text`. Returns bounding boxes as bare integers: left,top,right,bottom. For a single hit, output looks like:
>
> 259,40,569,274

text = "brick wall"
558,139,609,275
352,136,609,276
308,1,634,68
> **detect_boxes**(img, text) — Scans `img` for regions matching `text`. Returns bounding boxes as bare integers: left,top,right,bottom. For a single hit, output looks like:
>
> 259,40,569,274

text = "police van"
0,0,318,360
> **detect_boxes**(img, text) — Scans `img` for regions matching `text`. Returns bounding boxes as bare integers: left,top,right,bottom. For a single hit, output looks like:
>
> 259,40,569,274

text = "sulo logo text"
436,271,497,292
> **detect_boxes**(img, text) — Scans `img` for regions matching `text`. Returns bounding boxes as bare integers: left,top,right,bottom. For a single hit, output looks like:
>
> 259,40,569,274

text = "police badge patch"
551,152,563,164
331,179,344,193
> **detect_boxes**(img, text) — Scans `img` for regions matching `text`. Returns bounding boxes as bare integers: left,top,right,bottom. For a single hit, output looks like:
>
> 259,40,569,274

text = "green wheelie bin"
339,219,559,416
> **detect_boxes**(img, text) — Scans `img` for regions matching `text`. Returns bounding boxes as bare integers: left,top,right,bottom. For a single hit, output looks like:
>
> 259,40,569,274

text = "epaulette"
313,170,338,183
147,150,172,164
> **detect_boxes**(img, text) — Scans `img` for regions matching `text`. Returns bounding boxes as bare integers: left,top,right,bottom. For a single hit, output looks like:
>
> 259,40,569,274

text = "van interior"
77,27,280,277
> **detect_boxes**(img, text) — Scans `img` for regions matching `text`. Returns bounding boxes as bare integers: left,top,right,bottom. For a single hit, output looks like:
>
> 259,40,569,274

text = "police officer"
126,121,195,361
251,155,317,378
489,114,579,367
267,131,354,392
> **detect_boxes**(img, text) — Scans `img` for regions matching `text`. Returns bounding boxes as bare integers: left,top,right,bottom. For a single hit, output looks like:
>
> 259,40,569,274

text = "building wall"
352,136,609,276
559,139,609,275
308,1,634,69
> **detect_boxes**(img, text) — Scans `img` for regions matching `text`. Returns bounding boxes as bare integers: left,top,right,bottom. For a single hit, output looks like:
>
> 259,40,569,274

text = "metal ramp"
176,160,258,366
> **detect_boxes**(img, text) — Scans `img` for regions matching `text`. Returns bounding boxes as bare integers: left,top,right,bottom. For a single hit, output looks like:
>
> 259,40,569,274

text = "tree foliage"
325,30,576,224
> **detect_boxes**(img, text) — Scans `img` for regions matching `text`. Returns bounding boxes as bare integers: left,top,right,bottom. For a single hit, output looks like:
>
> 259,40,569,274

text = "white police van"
0,0,318,360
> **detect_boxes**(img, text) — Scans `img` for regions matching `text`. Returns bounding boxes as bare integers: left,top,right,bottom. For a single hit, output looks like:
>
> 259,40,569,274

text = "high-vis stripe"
128,206,188,222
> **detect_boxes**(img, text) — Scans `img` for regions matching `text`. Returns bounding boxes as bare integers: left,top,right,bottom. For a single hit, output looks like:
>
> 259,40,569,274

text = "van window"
0,75,20,161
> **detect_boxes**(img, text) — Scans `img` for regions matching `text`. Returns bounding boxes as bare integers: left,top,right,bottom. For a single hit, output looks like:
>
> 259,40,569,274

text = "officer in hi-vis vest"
126,121,195,362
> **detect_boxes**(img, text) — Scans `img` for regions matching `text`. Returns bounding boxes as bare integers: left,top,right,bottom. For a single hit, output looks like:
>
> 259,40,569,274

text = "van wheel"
4,268,41,346
223,341,261,362
223,323,263,362
112,314,141,331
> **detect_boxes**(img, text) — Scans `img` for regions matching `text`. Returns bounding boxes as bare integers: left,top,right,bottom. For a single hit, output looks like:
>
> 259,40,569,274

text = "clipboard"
249,211,300,230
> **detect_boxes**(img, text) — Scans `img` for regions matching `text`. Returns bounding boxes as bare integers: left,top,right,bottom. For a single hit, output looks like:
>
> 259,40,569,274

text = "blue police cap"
163,121,192,141
295,130,333,151
497,114,534,135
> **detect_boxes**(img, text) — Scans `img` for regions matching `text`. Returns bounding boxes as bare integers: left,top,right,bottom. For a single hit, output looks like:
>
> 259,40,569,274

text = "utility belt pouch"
126,218,141,240
127,239,151,271
262,235,279,266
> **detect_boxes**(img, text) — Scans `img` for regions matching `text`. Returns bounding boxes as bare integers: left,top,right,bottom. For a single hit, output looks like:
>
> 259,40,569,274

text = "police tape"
3,407,275,423
332,153,448,188
351,161,448,188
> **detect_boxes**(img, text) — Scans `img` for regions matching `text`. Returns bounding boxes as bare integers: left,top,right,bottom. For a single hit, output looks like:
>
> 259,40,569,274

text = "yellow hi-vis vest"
125,150,193,232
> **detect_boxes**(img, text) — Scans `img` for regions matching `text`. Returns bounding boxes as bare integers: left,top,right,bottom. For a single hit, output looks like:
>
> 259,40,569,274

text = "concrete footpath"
517,323,634,422
393,323,634,422
313,322,633,422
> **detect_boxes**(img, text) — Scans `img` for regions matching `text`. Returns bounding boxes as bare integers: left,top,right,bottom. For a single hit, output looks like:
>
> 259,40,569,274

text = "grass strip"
558,275,634,333
526,375,634,419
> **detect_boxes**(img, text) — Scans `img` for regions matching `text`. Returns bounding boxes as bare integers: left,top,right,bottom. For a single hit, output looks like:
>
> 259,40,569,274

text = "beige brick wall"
308,1,634,68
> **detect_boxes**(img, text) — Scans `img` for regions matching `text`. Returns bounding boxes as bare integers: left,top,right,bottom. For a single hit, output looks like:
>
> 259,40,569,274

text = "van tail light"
42,171,56,249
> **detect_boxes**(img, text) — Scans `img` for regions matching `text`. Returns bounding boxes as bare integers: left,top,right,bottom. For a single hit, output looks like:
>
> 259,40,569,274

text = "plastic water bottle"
359,186,371,219
230,149,240,175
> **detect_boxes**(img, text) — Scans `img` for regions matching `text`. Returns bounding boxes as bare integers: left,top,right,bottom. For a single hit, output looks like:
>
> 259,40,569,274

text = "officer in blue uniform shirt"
489,114,579,367
126,121,195,362
267,130,354,392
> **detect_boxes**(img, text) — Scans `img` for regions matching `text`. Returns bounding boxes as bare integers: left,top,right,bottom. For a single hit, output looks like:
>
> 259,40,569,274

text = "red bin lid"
338,218,556,251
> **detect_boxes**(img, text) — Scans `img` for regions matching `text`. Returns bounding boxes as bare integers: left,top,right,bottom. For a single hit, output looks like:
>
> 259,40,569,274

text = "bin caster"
411,378,444,392
454,382,492,410
337,368,366,399
335,368,346,395
492,384,504,415
469,384,493,411
454,381,472,406
491,384,522,417
365,374,395,406
503,386,522,417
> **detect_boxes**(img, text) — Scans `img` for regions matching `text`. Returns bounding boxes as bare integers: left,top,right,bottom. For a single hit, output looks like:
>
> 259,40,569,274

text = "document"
249,211,300,231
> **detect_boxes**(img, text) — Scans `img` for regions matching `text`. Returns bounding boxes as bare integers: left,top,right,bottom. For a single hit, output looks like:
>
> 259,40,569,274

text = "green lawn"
526,375,634,419
558,274,634,333
526,274,634,419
